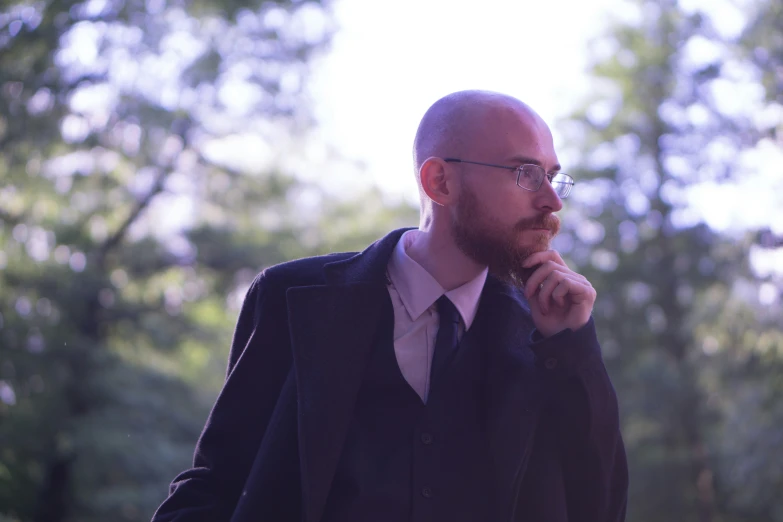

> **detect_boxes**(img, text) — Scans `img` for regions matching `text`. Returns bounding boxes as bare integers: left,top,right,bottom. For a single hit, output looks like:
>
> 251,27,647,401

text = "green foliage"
2,0,780,520
0,0,391,520
560,0,783,520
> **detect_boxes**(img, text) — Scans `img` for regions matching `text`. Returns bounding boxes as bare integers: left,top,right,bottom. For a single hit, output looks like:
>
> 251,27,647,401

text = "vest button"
544,358,558,370
420,432,433,444
421,487,433,498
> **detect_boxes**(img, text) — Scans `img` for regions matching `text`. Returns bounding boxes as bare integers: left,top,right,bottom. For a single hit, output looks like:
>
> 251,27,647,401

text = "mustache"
514,213,560,234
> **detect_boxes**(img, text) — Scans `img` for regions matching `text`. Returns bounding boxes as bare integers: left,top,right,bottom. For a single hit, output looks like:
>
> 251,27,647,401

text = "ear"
419,157,459,206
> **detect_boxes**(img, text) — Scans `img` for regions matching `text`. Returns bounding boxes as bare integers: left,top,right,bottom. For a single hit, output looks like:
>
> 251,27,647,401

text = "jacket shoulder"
254,251,357,290
235,252,357,334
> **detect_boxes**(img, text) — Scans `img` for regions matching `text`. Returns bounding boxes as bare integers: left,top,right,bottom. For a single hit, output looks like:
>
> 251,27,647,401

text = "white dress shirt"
386,230,488,403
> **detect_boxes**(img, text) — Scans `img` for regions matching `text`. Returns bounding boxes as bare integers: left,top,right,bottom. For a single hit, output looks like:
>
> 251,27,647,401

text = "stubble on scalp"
412,90,535,177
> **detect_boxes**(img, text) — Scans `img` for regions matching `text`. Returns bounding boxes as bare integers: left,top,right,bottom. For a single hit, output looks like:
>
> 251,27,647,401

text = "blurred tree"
557,0,782,520
742,0,782,108
0,1,412,521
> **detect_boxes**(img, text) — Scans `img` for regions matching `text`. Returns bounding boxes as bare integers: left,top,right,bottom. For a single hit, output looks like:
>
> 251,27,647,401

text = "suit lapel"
480,279,549,518
287,228,411,522
288,229,548,522
288,283,388,522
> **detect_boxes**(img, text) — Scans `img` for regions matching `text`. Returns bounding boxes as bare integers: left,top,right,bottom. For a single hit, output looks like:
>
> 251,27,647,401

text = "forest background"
1,0,781,520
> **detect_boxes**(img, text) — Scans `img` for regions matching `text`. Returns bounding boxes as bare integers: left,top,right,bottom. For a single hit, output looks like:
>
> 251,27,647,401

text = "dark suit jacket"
152,228,628,522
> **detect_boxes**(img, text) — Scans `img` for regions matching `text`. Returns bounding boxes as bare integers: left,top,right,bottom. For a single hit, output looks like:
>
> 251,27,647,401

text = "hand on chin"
519,250,596,338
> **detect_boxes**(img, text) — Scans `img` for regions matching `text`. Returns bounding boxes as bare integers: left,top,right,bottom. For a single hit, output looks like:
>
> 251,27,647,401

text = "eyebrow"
508,156,561,173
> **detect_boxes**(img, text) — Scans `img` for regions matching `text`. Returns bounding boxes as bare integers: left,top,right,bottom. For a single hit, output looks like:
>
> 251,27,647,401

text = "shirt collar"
387,229,488,329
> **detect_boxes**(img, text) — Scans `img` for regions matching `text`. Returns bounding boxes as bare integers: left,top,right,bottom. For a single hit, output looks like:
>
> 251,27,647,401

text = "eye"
518,165,539,180
546,173,556,182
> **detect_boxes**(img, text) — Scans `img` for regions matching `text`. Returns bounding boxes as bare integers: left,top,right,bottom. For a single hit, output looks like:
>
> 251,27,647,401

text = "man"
152,90,628,522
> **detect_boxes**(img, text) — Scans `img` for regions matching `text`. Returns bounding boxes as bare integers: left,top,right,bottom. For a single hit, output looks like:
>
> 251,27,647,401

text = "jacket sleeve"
529,317,629,522
151,270,292,522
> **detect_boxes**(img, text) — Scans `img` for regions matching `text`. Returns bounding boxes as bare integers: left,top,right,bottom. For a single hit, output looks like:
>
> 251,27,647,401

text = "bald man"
152,90,628,522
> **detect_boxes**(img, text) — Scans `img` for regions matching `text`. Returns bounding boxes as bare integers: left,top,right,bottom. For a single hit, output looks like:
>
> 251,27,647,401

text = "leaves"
564,0,783,520
0,0,345,520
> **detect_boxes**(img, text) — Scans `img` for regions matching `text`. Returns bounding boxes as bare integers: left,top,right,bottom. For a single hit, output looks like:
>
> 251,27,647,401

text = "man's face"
449,103,563,285
452,182,560,285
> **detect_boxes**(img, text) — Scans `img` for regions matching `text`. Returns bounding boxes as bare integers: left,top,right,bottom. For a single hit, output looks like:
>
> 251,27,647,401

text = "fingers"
523,255,588,298
551,279,570,308
537,271,566,313
529,267,567,302
538,276,595,314
522,249,568,270
524,260,581,298
522,256,596,315
538,272,575,313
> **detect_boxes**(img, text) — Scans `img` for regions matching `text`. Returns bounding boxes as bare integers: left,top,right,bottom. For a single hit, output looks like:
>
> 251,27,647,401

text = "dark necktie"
430,295,461,386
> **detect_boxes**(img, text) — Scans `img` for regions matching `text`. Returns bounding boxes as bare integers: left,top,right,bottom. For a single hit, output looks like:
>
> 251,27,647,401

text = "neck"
407,227,486,291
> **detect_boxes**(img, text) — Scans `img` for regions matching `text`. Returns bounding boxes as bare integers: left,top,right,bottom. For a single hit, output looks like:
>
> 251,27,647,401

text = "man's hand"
522,250,596,338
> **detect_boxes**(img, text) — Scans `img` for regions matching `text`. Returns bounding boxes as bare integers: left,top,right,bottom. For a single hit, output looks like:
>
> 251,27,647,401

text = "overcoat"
152,228,628,522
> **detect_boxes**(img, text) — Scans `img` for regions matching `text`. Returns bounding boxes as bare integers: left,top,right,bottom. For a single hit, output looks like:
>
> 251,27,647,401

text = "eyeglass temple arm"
442,158,517,171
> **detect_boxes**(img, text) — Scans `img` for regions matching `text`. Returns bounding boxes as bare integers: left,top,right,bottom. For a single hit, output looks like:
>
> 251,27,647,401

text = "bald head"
412,90,545,174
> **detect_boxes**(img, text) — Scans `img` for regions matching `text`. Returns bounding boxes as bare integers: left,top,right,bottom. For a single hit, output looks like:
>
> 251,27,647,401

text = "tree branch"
95,168,171,266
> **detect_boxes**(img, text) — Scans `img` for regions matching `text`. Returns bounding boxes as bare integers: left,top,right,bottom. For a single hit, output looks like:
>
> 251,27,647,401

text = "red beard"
452,188,560,287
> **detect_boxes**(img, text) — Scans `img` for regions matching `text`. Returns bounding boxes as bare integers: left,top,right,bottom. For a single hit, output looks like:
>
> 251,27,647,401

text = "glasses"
443,158,574,198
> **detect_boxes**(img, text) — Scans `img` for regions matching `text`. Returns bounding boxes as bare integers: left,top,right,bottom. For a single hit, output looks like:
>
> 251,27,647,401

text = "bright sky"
308,0,616,201
307,0,783,238
49,0,782,276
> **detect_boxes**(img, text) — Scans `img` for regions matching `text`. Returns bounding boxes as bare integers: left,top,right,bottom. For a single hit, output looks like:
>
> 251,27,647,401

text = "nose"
534,178,564,213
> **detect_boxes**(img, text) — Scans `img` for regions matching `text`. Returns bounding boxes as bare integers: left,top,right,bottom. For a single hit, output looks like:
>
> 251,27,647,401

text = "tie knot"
436,295,460,325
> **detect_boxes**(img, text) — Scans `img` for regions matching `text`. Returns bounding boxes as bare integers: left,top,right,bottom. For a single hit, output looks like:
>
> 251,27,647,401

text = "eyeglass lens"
517,165,573,198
